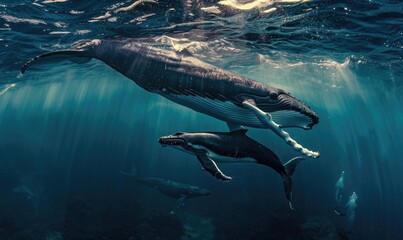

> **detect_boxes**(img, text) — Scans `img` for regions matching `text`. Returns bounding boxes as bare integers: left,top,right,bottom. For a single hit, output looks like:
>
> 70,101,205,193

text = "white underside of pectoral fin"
241,99,320,158
196,152,232,181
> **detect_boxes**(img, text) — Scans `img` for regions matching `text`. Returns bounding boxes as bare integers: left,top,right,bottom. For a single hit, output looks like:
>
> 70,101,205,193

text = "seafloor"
1,192,356,240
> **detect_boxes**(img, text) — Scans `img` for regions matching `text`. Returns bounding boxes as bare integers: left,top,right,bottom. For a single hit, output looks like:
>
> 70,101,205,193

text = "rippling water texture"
0,0,402,239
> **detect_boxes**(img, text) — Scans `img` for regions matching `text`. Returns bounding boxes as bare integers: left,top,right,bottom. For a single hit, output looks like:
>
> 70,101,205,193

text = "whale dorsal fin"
170,38,193,57
230,129,248,135
178,47,193,57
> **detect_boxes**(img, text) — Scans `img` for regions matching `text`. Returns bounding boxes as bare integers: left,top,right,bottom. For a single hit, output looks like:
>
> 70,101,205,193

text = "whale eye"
269,91,278,100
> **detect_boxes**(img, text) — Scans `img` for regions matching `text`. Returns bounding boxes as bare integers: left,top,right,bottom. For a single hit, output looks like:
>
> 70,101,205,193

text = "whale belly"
189,144,257,164
161,94,313,129
209,152,257,164
161,94,264,128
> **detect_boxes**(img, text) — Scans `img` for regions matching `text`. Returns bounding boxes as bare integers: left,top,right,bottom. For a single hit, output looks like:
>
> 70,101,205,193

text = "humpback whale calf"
159,129,305,209
21,38,319,158
121,166,211,209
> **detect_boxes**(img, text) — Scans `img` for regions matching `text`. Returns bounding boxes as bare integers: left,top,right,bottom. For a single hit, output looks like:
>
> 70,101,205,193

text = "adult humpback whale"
121,166,211,213
21,38,319,158
158,129,305,209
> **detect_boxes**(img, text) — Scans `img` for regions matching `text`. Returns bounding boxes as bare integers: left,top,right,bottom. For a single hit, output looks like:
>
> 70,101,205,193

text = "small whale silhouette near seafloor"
121,166,211,214
20,38,319,158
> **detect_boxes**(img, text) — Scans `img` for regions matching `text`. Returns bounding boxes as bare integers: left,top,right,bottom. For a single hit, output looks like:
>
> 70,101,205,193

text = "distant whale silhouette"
159,129,305,209
121,167,211,201
21,38,319,158
345,192,358,232
335,171,345,215
13,184,35,200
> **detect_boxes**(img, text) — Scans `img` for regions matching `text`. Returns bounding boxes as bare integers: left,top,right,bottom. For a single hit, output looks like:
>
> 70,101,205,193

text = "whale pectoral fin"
241,99,320,158
226,122,244,132
196,152,232,182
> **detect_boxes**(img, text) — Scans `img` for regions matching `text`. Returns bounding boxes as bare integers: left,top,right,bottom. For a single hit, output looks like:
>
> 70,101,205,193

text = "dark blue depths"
0,0,402,239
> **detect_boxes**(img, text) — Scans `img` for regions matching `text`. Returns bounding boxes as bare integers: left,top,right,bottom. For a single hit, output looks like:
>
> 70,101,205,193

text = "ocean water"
0,0,402,239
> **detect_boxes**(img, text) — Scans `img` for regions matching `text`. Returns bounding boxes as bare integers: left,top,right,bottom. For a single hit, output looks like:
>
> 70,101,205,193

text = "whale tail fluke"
284,156,305,176
282,156,305,210
20,50,92,74
281,174,294,210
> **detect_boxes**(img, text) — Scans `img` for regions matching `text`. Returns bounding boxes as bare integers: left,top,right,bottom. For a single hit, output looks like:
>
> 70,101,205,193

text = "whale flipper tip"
219,175,232,182
197,152,232,182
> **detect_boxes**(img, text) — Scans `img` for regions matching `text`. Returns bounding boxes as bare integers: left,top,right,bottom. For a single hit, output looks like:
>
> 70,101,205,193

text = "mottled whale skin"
21,38,319,157
159,129,305,209
121,169,211,200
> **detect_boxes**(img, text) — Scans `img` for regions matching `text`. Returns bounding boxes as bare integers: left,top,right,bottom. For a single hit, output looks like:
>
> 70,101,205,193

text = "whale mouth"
158,135,186,147
255,93,319,130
